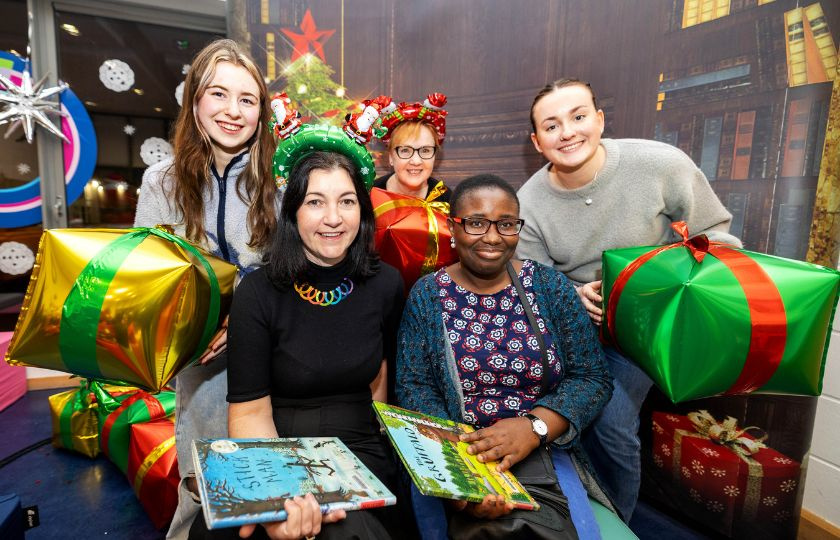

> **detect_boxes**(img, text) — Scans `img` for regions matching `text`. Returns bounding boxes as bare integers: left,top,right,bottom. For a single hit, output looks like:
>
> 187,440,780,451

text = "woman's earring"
450,238,456,248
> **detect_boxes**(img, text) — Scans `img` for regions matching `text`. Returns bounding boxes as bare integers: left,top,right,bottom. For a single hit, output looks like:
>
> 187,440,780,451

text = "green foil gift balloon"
602,222,840,403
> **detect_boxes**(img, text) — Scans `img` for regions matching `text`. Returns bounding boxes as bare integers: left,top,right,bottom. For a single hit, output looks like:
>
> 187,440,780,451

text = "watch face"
532,418,548,436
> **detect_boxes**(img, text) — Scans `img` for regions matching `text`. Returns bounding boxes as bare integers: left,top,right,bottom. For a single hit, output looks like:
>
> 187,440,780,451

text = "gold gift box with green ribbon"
5,227,236,392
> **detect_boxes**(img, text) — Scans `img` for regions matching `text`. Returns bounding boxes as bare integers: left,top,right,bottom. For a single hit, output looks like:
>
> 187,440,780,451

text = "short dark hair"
450,174,519,217
529,78,599,133
266,151,379,287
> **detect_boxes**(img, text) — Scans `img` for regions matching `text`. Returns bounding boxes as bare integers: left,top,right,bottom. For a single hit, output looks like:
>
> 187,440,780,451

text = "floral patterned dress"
437,260,563,427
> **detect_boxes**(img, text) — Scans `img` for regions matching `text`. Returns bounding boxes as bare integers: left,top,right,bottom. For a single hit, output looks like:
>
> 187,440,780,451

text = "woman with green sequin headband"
216,96,410,539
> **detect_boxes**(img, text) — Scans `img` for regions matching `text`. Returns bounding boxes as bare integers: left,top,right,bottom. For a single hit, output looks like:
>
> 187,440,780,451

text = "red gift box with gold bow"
651,410,800,534
372,184,458,291
127,416,179,530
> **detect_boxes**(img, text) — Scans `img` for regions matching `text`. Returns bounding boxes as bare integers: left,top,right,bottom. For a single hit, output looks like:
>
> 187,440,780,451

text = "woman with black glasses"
373,93,450,203
396,174,632,539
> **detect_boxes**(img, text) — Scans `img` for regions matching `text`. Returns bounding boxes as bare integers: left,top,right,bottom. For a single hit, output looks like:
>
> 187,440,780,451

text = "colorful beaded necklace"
294,278,354,306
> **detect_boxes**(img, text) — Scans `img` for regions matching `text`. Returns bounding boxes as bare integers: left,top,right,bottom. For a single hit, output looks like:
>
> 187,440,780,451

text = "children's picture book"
192,437,396,529
372,402,539,510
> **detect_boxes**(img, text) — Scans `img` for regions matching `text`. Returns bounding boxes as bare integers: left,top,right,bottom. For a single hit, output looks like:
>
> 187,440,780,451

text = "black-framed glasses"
451,217,525,236
394,145,437,160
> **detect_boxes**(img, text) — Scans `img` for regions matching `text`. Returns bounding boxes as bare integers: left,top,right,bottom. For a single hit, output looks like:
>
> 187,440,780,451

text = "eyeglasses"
451,217,524,236
394,145,437,160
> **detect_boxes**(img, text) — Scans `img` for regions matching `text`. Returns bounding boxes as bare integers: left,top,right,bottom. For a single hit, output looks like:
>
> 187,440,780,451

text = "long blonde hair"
169,38,276,249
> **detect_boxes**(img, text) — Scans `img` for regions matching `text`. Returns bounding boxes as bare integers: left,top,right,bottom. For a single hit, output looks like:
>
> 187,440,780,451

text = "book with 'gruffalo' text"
373,401,538,510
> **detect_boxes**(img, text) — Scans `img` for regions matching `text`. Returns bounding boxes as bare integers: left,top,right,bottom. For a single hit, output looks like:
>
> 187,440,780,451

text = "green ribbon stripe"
59,383,91,450
58,227,221,380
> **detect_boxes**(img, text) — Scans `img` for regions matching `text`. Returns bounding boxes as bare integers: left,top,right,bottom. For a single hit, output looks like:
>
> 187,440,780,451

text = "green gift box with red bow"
602,222,840,402
651,410,800,536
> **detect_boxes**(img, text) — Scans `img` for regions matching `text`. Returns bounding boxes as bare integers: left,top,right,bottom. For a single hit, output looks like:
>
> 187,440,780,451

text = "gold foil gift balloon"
5,227,236,392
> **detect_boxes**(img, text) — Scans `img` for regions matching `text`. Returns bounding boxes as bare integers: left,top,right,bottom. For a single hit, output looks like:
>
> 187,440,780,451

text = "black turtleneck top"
226,258,404,403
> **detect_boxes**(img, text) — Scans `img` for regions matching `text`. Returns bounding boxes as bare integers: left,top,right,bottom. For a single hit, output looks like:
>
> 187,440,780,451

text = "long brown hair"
169,38,276,249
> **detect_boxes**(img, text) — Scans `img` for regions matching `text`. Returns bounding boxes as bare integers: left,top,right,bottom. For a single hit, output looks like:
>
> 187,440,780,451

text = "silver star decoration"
0,69,68,144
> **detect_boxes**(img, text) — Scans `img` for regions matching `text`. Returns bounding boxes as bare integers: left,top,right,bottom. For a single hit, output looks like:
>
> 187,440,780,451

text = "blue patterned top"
437,260,562,426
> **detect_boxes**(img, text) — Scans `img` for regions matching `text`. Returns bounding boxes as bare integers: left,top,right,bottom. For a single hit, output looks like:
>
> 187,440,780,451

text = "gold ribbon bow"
373,181,451,274
672,410,769,520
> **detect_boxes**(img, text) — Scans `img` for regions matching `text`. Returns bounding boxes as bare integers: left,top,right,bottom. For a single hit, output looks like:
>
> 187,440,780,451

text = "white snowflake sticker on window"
175,81,185,106
99,59,135,92
700,447,720,458
762,496,777,506
779,479,796,493
723,485,740,497
0,241,35,275
711,467,726,477
140,137,173,166
691,459,704,475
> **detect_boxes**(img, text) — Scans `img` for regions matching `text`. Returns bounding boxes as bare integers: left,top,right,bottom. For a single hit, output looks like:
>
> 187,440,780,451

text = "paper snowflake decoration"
123,124,136,136
0,70,68,143
723,485,740,497
16,162,30,175
175,81,184,106
139,137,173,166
0,241,35,275
99,59,135,92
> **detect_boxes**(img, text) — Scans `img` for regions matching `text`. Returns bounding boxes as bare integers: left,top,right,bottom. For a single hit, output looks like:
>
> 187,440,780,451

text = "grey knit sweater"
516,138,741,285
134,154,276,278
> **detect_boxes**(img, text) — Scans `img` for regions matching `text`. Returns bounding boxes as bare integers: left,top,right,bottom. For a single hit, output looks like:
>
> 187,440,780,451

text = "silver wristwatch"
523,412,548,445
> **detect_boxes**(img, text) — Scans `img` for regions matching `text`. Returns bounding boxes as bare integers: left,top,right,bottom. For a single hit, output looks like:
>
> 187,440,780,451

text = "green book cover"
373,402,539,510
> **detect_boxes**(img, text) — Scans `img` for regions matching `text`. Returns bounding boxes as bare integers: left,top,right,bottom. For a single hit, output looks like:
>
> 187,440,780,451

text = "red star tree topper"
281,9,335,62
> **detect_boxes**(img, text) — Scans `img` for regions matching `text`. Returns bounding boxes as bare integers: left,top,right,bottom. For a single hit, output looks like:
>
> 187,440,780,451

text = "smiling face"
530,84,605,178
388,122,438,197
195,61,261,169
448,187,520,280
296,167,361,267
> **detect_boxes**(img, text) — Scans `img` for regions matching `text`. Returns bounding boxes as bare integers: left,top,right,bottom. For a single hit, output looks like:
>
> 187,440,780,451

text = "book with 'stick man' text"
192,437,396,529
373,401,539,510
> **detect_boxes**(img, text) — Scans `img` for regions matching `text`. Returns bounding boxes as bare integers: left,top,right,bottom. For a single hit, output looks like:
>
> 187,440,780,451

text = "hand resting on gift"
198,315,229,365
575,280,603,324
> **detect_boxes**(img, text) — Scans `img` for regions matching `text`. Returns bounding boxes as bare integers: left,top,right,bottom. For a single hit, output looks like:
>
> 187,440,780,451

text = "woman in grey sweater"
133,39,280,539
516,78,741,522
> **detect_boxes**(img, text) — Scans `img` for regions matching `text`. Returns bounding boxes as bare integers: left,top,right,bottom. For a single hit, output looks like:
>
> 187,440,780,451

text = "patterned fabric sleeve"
532,263,613,447
396,276,451,420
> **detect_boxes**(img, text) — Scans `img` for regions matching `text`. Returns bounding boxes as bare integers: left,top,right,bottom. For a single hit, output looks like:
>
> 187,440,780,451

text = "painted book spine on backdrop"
192,438,396,529
372,401,539,510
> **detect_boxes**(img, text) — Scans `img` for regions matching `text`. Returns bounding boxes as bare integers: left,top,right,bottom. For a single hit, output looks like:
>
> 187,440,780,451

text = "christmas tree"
282,54,356,127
